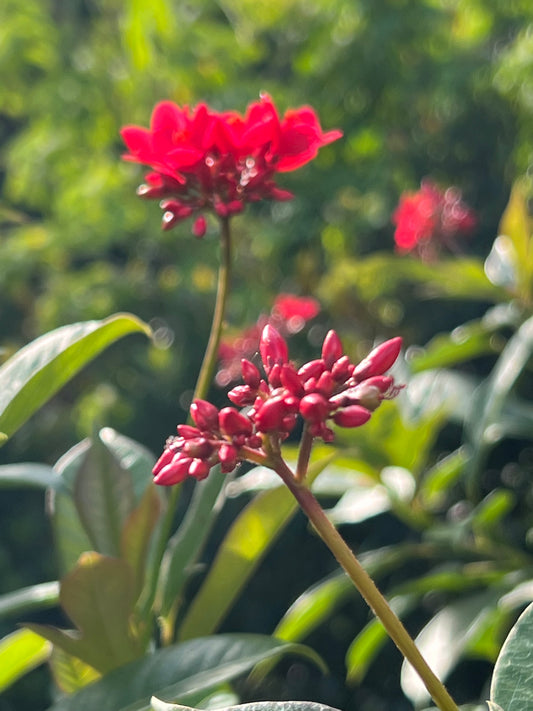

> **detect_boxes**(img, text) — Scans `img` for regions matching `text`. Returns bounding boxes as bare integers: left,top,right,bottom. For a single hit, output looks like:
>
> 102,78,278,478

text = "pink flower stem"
273,455,460,711
296,423,314,482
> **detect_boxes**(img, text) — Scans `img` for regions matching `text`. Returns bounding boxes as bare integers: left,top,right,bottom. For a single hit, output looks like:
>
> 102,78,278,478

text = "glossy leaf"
497,181,532,299
150,701,340,711
177,453,336,641
0,628,51,692
28,552,142,674
0,314,151,444
491,601,533,711
44,635,321,711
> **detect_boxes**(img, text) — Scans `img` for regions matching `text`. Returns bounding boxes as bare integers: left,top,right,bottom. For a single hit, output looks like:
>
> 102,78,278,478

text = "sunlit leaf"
49,646,100,694
0,628,51,692
0,314,151,445
150,701,341,711
0,581,59,621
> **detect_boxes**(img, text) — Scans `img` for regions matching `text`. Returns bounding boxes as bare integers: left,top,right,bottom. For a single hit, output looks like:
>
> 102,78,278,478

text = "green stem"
138,216,233,627
274,457,460,711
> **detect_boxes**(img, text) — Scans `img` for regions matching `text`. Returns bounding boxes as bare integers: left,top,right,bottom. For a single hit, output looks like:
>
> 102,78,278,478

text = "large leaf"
44,635,321,711
491,601,533,711
497,181,533,300
151,701,340,711
177,454,336,641
28,552,142,674
0,314,151,444
0,628,51,692
49,646,100,694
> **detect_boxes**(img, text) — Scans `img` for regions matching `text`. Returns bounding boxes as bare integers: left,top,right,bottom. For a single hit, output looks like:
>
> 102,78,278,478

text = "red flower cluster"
153,325,402,486
121,95,342,235
392,180,476,257
217,294,321,386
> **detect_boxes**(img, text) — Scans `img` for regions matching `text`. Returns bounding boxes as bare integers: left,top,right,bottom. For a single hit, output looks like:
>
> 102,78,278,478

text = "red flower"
121,94,342,234
392,179,476,258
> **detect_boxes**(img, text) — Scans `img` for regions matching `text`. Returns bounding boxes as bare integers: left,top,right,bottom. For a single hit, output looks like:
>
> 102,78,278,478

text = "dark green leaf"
0,462,60,489
0,581,59,620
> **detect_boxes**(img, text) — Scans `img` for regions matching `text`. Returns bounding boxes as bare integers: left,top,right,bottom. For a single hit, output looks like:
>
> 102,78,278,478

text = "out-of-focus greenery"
2,0,533,454
3,2,533,710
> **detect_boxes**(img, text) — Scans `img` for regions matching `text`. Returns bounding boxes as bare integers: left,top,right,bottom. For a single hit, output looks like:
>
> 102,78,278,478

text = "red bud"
299,393,330,423
189,458,210,480
153,456,192,485
219,407,253,437
333,405,372,428
241,359,261,389
353,338,402,380
190,399,219,431
322,330,343,368
260,325,288,373
254,395,287,432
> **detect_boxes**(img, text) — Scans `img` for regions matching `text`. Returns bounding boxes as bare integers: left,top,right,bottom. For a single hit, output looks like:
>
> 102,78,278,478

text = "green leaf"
498,181,533,299
466,314,533,492
98,427,156,502
150,701,340,711
401,590,503,706
418,448,468,510
0,462,60,489
49,646,100,694
491,601,533,711
0,581,59,620
274,572,353,643
157,466,227,619
44,635,321,711
73,435,136,557
177,454,336,641
0,628,51,692
28,552,142,674
0,314,151,445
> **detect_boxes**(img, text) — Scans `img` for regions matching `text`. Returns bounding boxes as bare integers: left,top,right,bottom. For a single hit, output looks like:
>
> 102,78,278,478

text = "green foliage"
0,629,51,692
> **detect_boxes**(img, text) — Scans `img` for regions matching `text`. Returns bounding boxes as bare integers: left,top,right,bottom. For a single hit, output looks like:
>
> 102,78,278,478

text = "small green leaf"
0,628,51,692
121,484,162,597
73,436,136,557
491,601,533,711
49,646,100,693
177,454,336,641
498,181,532,298
44,635,321,711
28,552,142,674
0,314,151,445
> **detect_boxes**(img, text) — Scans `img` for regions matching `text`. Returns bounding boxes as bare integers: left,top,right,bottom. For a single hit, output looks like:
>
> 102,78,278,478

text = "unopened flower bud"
189,458,211,480
254,395,287,432
268,363,282,388
192,215,207,238
177,424,202,439
183,437,213,459
331,355,353,382
228,384,256,407
153,456,192,486
299,393,330,423
333,405,372,428
280,364,304,397
218,443,238,472
190,399,220,431
316,370,334,396
241,359,261,389
152,447,175,475
260,325,289,374
219,407,253,437
322,330,343,369
298,359,325,382
353,337,402,380
247,434,263,449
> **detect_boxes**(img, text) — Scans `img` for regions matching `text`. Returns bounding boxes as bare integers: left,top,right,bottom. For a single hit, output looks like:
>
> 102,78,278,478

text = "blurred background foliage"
3,0,533,709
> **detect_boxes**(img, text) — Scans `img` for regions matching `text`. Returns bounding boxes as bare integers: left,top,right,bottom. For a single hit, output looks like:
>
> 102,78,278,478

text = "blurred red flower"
392,179,476,258
121,94,342,234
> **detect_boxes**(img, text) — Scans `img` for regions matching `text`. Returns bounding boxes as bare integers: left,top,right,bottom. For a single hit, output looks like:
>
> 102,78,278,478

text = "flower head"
121,95,342,234
392,179,476,259
153,327,403,485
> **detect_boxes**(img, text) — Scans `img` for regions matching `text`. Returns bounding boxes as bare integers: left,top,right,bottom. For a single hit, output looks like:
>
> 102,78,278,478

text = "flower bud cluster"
153,326,403,485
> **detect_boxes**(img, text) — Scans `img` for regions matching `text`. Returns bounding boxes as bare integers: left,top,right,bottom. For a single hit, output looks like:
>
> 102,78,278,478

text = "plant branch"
273,456,460,711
